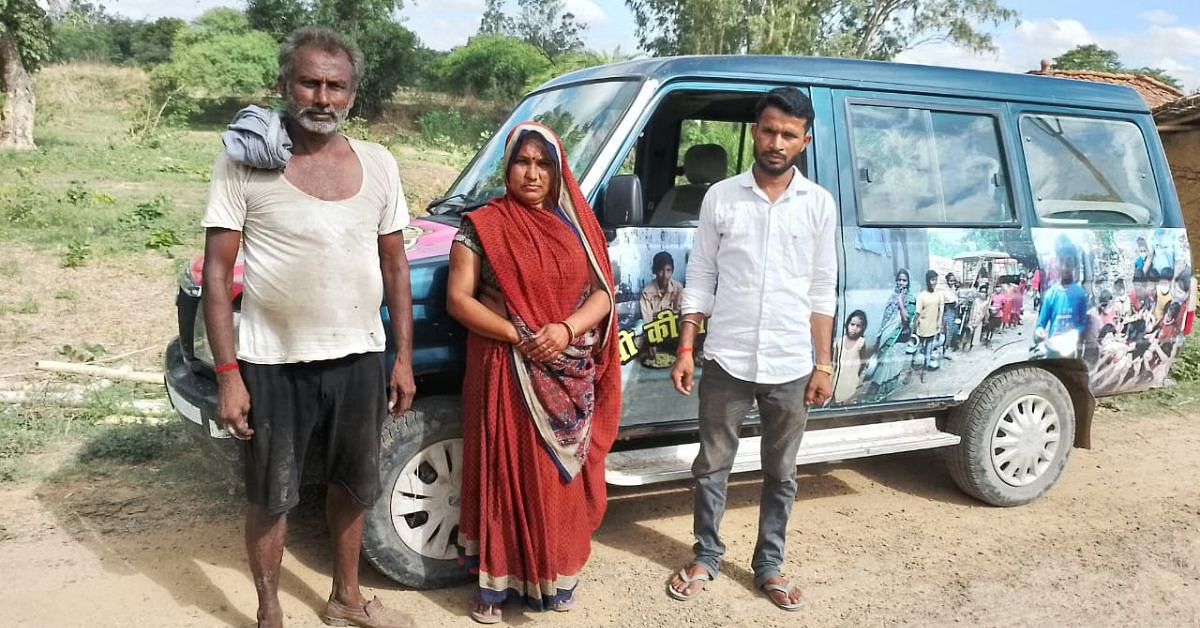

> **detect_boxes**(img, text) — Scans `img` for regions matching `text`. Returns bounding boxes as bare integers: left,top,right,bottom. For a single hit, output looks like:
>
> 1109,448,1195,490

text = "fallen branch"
35,361,162,385
92,345,161,365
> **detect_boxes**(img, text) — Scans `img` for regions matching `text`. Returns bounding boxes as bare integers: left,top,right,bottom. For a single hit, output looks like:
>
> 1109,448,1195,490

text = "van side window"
848,103,1013,225
1019,114,1162,226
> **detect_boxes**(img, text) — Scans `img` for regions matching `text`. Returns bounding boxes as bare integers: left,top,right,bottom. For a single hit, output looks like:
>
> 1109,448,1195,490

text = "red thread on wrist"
676,347,694,355
215,361,240,375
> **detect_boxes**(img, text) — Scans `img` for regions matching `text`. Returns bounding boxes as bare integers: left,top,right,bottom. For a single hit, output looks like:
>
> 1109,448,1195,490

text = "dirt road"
2,401,1199,628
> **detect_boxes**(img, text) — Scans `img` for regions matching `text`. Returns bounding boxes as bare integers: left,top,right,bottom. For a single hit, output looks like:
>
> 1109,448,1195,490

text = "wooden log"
34,361,163,385
0,389,170,415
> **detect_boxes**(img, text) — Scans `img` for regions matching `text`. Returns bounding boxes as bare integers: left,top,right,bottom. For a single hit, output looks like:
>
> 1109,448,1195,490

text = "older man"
202,27,415,628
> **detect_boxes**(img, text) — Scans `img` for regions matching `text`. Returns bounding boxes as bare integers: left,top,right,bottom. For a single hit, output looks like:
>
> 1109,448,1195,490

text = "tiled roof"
1028,68,1184,110
1154,92,1200,127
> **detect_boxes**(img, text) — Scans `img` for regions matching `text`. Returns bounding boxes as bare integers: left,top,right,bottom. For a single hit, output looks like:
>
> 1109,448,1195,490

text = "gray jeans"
691,360,810,588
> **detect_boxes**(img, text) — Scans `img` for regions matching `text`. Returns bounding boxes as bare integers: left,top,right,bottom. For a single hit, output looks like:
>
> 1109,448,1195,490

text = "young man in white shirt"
666,87,838,612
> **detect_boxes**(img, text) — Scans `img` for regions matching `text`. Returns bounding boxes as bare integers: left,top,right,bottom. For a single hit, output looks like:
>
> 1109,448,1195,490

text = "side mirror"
601,174,643,226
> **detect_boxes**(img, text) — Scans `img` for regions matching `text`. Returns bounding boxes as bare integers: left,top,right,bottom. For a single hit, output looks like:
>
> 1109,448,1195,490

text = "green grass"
0,382,159,483
0,63,477,267
77,423,180,465
1102,337,1200,415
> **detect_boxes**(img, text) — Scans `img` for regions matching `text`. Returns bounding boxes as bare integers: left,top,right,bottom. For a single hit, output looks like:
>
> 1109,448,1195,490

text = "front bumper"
164,339,239,464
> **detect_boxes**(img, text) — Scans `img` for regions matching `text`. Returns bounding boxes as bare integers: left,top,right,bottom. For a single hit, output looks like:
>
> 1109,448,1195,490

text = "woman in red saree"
446,122,621,623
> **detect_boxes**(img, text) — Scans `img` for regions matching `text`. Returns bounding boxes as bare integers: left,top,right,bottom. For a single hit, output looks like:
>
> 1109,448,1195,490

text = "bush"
144,227,183,251
417,109,498,150
1172,337,1200,383
61,239,91,268
436,35,551,102
147,10,277,126
78,424,179,465
347,18,421,117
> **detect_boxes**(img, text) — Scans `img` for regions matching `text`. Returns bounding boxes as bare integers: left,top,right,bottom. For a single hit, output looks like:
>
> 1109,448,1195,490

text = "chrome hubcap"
990,395,1061,487
389,438,464,560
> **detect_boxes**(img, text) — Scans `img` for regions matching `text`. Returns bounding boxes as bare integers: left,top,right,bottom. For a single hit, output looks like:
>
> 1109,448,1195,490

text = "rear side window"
848,103,1013,225
1019,114,1161,226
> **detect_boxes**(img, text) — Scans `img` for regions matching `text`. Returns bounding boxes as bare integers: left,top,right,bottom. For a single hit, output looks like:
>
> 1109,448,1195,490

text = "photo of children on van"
830,226,1193,407
1039,228,1196,396
834,228,1041,406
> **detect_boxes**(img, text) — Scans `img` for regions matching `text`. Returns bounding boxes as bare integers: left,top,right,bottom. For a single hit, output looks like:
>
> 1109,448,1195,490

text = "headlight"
179,263,201,297
193,302,239,368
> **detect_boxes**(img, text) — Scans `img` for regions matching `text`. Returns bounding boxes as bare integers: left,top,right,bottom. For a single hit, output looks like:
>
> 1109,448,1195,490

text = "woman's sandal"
666,565,712,601
551,594,576,612
469,601,502,624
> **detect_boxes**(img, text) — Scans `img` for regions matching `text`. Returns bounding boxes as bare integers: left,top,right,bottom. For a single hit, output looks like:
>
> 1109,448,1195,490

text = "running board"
605,417,960,486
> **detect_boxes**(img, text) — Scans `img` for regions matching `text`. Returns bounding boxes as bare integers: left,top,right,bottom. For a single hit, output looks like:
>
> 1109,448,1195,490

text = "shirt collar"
737,166,811,201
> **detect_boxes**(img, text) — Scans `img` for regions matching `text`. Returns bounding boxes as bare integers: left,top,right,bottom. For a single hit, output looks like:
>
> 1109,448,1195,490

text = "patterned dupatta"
467,122,621,483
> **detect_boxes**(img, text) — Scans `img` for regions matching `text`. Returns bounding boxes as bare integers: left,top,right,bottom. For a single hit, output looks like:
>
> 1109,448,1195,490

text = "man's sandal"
666,565,712,601
760,581,803,611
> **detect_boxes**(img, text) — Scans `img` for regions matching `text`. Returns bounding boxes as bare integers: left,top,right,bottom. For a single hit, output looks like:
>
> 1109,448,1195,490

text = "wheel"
362,395,471,589
943,366,1075,506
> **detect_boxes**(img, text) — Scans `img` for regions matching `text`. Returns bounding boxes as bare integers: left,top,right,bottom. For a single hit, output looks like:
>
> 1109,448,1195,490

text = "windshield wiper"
426,193,469,214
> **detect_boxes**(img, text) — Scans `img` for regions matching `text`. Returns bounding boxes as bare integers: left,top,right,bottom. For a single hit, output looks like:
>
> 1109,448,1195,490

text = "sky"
104,0,1200,92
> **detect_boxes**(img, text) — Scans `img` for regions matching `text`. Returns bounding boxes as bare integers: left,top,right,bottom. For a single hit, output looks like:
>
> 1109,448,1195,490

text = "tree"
0,0,50,150
627,0,1016,59
1052,44,1121,73
147,9,277,125
47,0,115,63
50,5,183,68
246,0,313,42
245,0,421,116
523,47,635,91
121,18,185,66
437,35,550,101
513,0,584,59
1052,44,1182,89
478,0,510,35
474,0,586,60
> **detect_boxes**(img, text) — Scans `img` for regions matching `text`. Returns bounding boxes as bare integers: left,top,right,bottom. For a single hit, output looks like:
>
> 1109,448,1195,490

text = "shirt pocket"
777,207,815,268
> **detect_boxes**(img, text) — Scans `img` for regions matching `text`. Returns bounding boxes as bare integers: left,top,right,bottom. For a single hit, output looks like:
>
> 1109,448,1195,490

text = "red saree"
457,123,621,609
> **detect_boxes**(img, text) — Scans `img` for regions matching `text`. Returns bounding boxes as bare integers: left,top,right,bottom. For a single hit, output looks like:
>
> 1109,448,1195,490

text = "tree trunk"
0,29,37,151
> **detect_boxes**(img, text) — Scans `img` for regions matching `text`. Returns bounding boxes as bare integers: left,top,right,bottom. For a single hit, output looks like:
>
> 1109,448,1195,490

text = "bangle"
560,320,577,342
813,364,835,376
214,361,240,375
677,347,694,355
681,319,703,329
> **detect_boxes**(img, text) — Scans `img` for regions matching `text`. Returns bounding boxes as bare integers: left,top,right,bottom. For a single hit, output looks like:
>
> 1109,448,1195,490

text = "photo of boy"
1035,236,1088,359
915,270,943,382
639,251,685,365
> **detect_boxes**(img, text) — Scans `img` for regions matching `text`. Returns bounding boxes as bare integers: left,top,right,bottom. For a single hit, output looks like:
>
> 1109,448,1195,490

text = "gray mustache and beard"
286,89,350,135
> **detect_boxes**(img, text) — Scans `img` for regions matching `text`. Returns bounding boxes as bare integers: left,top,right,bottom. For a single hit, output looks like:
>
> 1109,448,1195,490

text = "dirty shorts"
239,352,387,515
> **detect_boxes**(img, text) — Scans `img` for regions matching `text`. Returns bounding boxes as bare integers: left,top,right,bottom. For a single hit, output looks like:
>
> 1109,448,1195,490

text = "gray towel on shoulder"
221,105,293,170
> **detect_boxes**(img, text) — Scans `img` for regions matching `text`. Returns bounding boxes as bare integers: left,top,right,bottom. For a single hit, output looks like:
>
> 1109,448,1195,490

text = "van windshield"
430,80,642,213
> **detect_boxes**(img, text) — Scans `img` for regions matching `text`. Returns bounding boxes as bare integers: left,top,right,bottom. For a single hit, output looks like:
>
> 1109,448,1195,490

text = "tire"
362,395,472,589
943,366,1076,507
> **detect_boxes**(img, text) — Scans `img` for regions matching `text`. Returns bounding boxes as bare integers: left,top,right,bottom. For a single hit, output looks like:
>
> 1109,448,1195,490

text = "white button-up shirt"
681,167,838,384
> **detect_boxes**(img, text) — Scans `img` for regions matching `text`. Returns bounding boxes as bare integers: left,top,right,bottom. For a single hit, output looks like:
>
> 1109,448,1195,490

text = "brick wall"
1163,129,1200,271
